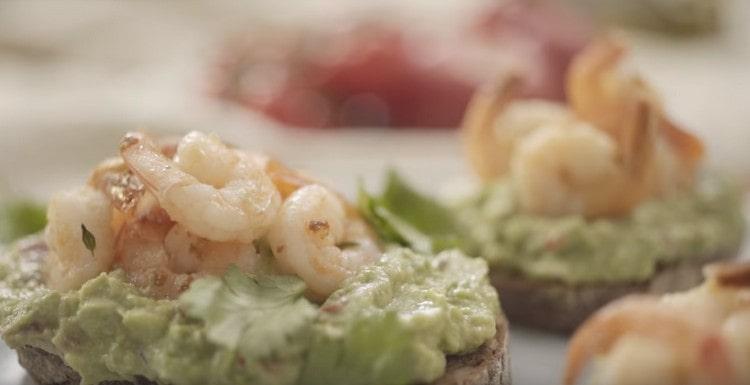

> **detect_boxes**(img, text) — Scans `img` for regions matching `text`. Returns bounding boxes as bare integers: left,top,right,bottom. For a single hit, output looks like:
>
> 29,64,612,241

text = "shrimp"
114,196,260,299
44,186,115,291
462,75,522,180
267,184,381,300
249,153,317,199
88,157,145,214
264,158,316,199
463,75,575,180
511,99,658,217
120,131,281,243
567,35,704,191
565,263,750,385
462,37,706,217
564,297,736,385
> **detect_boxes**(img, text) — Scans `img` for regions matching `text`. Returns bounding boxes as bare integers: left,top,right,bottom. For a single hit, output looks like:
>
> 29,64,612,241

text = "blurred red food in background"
213,0,592,129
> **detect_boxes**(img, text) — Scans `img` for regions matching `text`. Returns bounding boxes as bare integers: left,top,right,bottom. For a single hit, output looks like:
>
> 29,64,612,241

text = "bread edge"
491,249,738,333
15,316,510,385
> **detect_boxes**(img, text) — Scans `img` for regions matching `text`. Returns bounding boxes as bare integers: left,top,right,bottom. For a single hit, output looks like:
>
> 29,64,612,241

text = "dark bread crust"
492,250,737,333
16,316,510,385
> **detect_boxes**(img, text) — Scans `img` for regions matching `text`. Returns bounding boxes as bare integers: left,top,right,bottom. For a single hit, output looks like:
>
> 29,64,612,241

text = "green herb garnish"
358,170,464,254
336,241,359,249
179,266,317,361
81,224,96,255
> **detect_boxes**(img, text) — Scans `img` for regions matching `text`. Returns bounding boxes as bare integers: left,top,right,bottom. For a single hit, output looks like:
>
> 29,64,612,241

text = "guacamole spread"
457,176,745,284
0,238,498,385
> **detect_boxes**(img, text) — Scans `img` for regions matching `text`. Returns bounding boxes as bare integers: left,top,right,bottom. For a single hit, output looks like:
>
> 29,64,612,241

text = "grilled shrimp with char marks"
114,205,260,299
120,131,281,243
267,184,381,300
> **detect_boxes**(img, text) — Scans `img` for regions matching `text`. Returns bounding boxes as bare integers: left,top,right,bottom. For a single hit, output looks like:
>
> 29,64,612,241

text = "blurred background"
2,0,750,199
1,0,749,383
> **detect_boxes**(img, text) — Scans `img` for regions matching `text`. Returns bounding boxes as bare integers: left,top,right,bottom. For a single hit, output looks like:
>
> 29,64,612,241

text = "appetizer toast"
458,36,745,332
0,132,509,385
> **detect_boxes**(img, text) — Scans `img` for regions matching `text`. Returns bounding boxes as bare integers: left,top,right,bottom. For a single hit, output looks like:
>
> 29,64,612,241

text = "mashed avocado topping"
0,239,498,385
457,176,745,284
302,249,499,384
361,172,744,285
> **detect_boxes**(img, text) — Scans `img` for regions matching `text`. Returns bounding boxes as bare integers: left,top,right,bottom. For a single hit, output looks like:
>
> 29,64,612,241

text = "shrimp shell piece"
88,157,145,213
251,153,318,199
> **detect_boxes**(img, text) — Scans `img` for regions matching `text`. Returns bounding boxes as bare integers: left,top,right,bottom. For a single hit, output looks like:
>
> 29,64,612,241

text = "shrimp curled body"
462,37,702,218
120,131,281,243
268,184,380,299
44,186,116,291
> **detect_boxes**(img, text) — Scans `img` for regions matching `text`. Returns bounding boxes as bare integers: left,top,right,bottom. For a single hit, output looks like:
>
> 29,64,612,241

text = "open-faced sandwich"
456,35,745,332
565,261,750,385
0,131,509,385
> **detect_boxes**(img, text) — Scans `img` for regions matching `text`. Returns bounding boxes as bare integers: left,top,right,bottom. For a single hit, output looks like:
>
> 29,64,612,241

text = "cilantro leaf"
179,267,317,362
358,170,464,254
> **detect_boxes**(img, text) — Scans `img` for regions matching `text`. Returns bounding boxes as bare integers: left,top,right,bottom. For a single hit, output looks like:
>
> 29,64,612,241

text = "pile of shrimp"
462,36,704,217
564,262,750,385
43,131,380,300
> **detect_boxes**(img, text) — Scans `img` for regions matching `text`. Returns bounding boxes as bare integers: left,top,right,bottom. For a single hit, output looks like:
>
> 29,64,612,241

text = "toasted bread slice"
16,316,510,385
492,250,737,333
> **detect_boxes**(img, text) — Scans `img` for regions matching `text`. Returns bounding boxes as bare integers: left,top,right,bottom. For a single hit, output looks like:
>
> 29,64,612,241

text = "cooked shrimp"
565,263,750,385
267,184,381,300
512,99,658,217
463,37,706,217
120,131,281,243
163,224,259,276
264,157,317,199
463,75,526,180
88,157,145,214
44,186,115,291
114,196,260,299
564,298,735,385
462,78,574,181
567,35,704,191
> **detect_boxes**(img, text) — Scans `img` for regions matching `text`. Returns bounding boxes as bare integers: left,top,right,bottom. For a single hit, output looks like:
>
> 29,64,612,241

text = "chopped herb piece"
81,224,96,255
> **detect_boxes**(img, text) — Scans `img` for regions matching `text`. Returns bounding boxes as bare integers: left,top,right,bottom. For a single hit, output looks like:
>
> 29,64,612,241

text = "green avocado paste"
0,238,499,385
457,176,745,284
